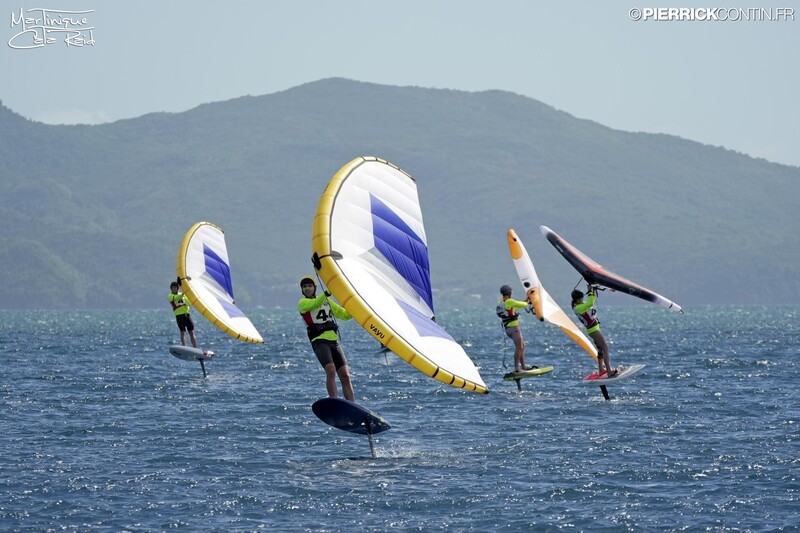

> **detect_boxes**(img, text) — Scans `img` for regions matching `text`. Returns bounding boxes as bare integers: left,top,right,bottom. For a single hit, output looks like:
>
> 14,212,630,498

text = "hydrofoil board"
169,345,215,361
583,364,645,384
503,365,554,381
312,398,390,435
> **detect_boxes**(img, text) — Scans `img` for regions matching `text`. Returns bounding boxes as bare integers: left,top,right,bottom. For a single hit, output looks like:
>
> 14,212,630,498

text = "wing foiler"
312,156,488,394
177,221,264,343
540,225,683,314
507,229,598,362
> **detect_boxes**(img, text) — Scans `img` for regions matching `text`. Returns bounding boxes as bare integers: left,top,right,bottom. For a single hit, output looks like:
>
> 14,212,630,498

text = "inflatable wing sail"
312,156,488,393
177,222,264,343
540,225,683,314
507,229,598,362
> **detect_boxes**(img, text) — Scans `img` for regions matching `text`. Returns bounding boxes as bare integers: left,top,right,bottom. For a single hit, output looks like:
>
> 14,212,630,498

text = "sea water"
1,307,797,532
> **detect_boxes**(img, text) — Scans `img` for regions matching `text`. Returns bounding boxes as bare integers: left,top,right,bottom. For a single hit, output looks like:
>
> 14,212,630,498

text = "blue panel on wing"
218,297,245,319
370,194,434,311
203,244,234,299
397,299,453,341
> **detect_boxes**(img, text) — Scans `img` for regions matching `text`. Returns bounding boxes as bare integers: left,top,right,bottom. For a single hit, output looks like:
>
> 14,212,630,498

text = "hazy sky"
2,1,798,166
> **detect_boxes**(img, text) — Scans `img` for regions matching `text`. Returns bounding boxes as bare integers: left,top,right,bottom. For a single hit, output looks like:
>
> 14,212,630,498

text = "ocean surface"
1,306,797,532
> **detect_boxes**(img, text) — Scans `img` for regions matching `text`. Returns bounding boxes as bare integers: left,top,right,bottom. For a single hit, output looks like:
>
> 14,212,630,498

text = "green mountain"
1,78,797,309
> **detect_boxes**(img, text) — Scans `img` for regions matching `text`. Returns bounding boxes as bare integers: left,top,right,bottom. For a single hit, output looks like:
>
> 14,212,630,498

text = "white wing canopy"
507,229,598,361
313,157,487,393
178,222,263,344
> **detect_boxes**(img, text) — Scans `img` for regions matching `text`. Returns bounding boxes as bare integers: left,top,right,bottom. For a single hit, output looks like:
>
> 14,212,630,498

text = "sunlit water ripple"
1,307,797,532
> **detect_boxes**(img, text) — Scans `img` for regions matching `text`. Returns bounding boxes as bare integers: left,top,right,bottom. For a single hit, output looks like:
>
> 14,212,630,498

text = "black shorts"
175,314,194,332
312,339,348,370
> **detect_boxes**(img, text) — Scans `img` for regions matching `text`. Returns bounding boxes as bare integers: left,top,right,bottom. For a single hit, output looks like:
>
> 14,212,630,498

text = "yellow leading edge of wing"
177,221,263,344
312,156,488,394
507,228,597,362
507,230,544,320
